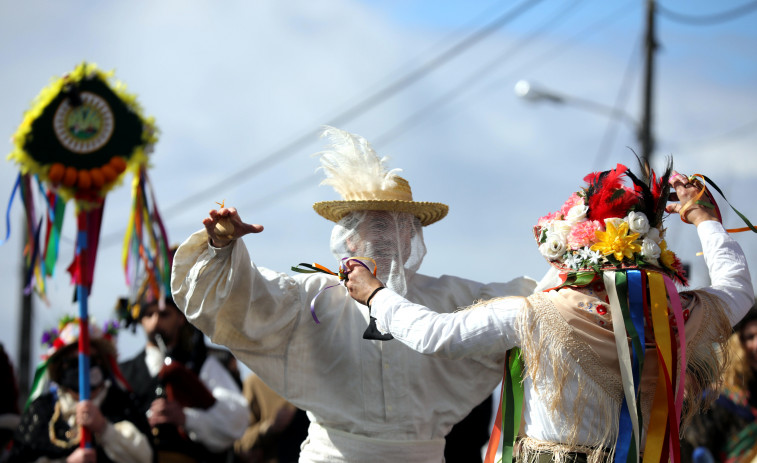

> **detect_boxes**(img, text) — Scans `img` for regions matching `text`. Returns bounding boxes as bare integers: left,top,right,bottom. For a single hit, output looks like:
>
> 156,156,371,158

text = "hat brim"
313,200,449,226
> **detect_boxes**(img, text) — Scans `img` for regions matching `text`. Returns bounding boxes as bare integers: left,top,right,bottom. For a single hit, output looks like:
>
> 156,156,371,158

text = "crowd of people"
1,125,754,462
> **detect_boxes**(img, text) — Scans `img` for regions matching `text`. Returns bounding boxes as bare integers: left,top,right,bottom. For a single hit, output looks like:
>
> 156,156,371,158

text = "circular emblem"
53,92,115,154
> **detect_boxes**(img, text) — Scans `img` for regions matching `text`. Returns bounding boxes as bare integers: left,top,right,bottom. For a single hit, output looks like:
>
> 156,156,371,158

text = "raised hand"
665,171,719,226
203,206,264,248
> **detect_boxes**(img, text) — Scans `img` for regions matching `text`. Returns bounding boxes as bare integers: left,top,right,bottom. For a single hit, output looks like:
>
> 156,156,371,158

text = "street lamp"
514,79,653,175
514,80,640,134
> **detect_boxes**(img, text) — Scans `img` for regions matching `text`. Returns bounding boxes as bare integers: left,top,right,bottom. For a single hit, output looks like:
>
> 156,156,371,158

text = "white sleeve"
183,356,250,452
98,420,153,463
697,220,754,325
370,289,527,358
171,229,301,391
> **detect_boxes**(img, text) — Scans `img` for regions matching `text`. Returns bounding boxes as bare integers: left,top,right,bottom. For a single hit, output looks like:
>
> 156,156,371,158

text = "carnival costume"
360,163,754,463
10,317,153,463
171,126,536,462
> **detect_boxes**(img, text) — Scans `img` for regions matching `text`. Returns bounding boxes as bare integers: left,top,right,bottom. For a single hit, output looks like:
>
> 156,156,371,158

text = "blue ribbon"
0,173,21,246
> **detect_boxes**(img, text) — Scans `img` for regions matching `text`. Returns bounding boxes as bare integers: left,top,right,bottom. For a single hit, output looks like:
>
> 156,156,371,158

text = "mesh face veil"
330,210,426,296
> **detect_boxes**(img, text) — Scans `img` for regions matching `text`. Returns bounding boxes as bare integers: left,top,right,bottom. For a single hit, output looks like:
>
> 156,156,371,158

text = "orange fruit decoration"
63,167,79,187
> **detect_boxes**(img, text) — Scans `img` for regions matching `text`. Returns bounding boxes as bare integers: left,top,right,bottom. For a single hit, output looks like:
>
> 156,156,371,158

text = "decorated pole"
4,62,162,448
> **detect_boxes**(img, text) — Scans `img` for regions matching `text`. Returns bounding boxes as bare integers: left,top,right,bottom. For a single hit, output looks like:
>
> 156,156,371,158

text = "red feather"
585,164,639,222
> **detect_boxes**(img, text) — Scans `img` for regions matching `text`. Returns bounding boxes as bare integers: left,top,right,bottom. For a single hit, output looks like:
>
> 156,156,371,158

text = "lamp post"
514,80,640,134
514,1,656,176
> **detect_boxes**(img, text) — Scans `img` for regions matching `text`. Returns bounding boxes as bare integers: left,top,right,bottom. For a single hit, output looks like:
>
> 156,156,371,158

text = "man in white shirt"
119,294,249,463
171,126,536,462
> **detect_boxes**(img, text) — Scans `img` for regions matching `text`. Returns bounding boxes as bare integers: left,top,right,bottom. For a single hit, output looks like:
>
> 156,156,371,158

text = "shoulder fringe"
679,289,733,429
518,436,611,463
516,290,733,460
518,293,620,462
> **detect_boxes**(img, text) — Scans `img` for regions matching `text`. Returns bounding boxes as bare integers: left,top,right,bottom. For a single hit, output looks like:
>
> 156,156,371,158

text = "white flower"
565,204,589,225
564,252,581,269
548,220,572,240
586,249,603,265
539,232,568,260
627,211,650,235
579,247,593,259
641,237,661,264
646,227,662,244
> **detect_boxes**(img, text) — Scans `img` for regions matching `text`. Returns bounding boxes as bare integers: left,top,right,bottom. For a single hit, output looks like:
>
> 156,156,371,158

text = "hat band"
343,190,413,202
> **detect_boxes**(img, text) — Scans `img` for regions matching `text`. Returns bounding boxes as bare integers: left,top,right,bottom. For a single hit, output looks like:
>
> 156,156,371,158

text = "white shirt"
368,220,754,446
144,345,249,452
171,229,537,462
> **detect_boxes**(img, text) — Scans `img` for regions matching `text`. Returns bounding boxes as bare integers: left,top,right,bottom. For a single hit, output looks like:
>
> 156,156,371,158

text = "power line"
158,0,546,219
657,0,757,25
98,0,547,248
664,117,757,151
209,0,633,221
376,1,638,146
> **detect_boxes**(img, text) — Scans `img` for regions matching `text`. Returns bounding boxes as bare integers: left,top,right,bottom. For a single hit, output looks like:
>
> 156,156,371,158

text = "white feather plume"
314,126,402,198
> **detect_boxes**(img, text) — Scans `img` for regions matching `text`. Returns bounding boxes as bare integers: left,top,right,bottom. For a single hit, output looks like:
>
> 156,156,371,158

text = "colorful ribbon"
122,167,172,303
0,173,21,247
484,348,524,463
680,174,756,233
605,271,640,463
643,272,682,463
291,257,377,323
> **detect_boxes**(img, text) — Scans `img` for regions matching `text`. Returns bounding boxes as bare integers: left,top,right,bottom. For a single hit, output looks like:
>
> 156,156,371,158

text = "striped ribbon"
484,348,524,463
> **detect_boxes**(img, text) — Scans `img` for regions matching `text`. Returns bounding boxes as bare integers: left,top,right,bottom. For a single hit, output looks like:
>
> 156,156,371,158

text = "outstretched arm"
345,263,524,358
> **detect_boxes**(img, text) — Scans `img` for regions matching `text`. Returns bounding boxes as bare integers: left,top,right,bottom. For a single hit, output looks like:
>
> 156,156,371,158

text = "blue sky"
1,0,756,385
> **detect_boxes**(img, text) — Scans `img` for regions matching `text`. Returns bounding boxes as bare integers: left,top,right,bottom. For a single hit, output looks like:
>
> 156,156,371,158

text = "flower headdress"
534,160,687,286
27,315,125,409
40,315,120,361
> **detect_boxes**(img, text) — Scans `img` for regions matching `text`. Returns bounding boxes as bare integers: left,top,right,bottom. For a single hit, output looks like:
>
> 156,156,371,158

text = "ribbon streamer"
291,257,377,323
484,348,524,463
123,168,172,303
680,174,756,233
0,174,21,247
605,272,640,463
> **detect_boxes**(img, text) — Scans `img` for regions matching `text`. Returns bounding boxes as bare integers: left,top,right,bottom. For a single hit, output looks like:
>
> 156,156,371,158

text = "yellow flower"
591,221,641,262
659,240,675,269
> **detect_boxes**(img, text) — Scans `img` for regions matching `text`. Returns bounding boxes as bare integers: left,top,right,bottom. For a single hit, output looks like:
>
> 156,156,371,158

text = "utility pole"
16,221,32,410
640,0,657,175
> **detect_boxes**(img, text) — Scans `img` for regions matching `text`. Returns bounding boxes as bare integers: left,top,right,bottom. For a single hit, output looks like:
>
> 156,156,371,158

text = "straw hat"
312,126,448,226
